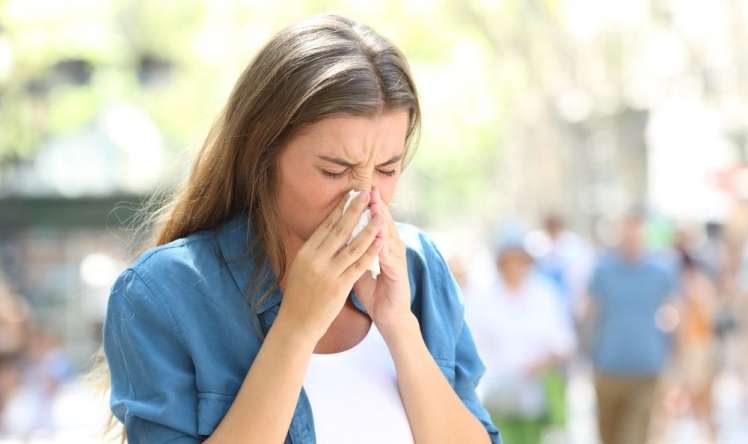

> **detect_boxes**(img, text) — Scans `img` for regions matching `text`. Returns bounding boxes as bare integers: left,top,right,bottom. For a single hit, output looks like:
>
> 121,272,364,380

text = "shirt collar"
216,211,370,317
216,211,282,315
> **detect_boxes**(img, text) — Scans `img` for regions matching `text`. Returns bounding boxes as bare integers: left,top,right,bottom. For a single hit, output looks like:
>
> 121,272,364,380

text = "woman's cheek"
375,178,398,205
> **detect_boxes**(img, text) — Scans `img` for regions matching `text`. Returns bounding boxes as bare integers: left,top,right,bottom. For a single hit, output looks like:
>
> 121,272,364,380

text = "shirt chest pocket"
196,391,297,444
197,392,235,437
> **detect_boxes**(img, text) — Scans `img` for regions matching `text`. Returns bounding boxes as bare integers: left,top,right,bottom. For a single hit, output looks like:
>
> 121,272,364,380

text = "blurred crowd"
455,208,748,444
0,281,75,439
3,205,748,443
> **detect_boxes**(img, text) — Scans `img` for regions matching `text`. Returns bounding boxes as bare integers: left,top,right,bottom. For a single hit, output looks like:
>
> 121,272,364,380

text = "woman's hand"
353,185,414,338
276,191,385,343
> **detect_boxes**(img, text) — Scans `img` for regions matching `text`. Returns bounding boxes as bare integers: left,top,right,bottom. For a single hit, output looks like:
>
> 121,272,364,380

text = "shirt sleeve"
428,241,502,443
103,268,202,444
453,318,503,444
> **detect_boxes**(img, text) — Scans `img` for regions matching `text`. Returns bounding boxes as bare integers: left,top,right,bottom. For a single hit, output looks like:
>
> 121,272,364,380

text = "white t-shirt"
303,322,415,444
464,265,576,417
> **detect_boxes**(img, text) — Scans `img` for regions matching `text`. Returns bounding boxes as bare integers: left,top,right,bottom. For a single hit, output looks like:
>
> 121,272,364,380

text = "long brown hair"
89,13,421,442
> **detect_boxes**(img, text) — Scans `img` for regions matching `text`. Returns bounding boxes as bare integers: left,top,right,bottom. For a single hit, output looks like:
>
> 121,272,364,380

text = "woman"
465,227,575,444
101,13,499,444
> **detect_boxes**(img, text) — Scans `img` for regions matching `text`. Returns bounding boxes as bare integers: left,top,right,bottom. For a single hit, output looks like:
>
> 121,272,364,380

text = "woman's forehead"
295,111,409,160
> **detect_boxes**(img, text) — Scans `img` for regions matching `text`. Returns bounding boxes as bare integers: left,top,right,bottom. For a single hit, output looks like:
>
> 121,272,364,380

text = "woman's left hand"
353,185,413,337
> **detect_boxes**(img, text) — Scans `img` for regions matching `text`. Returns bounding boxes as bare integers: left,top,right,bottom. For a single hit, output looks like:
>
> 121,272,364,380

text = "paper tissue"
342,189,381,278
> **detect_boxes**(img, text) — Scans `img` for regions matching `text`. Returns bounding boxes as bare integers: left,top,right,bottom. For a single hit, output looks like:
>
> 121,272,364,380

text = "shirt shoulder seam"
127,267,191,354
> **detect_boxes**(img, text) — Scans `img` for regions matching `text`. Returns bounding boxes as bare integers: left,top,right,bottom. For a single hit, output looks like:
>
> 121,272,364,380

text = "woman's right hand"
276,190,384,343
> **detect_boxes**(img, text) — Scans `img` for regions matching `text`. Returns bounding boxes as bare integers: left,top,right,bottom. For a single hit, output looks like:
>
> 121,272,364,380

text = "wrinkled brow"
317,153,403,168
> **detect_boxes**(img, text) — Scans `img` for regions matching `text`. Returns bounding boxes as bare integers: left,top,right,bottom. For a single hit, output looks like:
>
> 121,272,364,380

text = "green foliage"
3,0,740,225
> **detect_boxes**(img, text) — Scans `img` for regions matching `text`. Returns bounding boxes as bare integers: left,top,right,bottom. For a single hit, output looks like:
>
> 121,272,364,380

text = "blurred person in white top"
464,223,576,444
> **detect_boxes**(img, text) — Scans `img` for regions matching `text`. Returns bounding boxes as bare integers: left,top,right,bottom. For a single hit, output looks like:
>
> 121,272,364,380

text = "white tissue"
342,189,381,278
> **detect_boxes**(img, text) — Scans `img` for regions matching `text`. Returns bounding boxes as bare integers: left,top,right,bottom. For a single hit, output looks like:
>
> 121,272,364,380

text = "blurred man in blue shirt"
586,210,677,444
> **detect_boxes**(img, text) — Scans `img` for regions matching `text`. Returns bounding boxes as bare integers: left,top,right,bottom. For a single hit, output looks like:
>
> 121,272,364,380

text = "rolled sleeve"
453,318,503,444
428,239,502,443
103,268,202,444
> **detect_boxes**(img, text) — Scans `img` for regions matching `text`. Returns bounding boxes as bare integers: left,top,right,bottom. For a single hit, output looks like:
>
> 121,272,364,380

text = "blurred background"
1,0,748,442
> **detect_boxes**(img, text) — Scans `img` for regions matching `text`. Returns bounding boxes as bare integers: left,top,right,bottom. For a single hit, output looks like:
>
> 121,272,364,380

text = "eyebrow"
317,153,403,168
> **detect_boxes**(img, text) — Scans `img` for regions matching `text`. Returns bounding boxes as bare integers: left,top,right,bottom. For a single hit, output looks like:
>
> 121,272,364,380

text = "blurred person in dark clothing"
699,222,729,290
585,210,678,444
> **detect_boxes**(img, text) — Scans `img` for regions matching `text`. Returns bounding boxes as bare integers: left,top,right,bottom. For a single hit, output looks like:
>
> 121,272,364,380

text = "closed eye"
321,169,346,178
320,169,398,179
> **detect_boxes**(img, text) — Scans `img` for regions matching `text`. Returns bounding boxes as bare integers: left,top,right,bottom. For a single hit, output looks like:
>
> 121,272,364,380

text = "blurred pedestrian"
534,213,595,322
585,210,678,444
674,250,718,443
466,224,576,444
0,280,31,435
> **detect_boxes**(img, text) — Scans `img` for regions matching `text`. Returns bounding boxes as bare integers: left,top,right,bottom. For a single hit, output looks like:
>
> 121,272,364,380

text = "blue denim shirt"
103,212,501,443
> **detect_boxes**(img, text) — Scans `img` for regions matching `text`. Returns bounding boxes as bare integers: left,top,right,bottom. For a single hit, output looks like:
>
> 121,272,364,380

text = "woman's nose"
351,180,373,194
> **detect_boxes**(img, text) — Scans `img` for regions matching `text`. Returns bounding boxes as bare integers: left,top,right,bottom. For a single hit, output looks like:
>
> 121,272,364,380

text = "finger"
331,211,384,272
385,236,407,261
307,193,350,250
318,190,371,257
369,188,384,240
371,187,406,262
372,186,397,242
341,234,384,284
